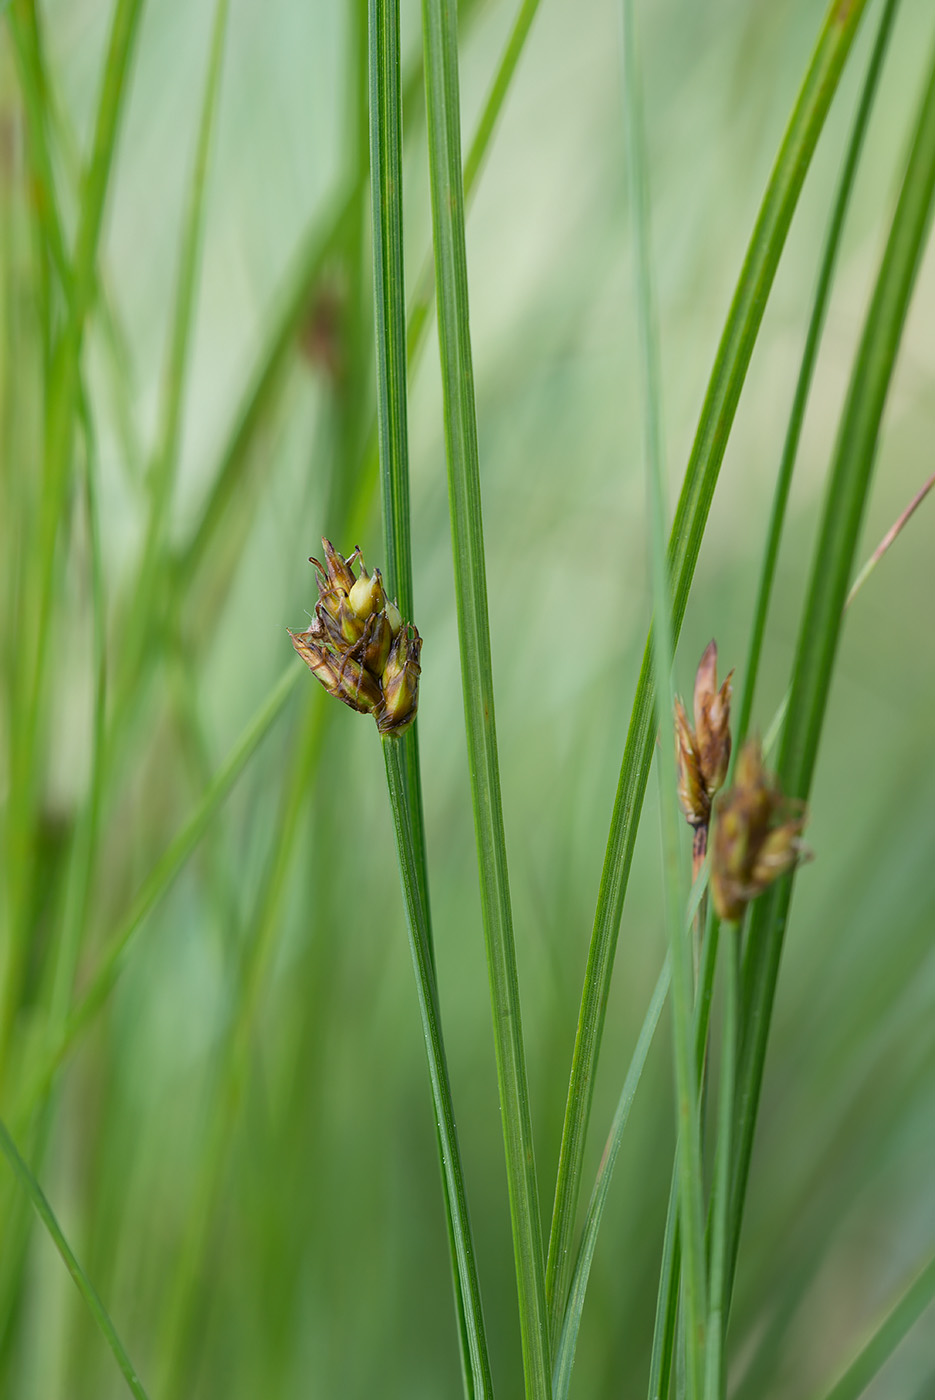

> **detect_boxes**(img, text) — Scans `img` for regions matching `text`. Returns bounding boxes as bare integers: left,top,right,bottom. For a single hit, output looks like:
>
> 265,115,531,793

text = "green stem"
621,0,705,1392
421,0,551,1390
813,1254,935,1400
14,666,301,1121
0,0,147,1090
369,0,476,1383
552,958,670,1400
546,0,868,1331
115,0,229,711
369,0,431,933
731,29,935,1309
703,920,739,1400
381,737,493,1399
646,907,722,1400
734,0,901,750
0,1118,151,1400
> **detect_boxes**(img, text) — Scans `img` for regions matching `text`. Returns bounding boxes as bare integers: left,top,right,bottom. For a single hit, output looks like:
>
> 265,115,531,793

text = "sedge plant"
2,0,935,1397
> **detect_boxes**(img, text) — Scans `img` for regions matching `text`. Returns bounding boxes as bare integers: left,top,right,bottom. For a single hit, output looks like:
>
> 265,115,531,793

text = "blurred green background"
1,0,933,1396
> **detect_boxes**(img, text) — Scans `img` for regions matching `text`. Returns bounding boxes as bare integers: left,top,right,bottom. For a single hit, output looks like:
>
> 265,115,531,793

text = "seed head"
290,541,422,738
710,739,810,923
675,640,733,829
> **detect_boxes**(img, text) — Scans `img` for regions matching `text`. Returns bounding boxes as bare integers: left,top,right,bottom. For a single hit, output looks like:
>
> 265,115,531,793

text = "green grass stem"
115,0,229,709
621,1,706,1392
369,0,430,920
645,900,722,1400
0,1117,151,1400
16,664,301,1120
546,0,868,1331
1,0,146,1090
734,0,900,750
731,29,935,1304
813,1253,935,1400
703,920,739,1400
551,957,669,1400
382,736,493,1398
369,1,485,1387
422,0,551,1390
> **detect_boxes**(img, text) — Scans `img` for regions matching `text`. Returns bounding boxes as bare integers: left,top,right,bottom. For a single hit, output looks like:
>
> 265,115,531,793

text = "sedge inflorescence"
289,539,422,738
674,639,810,921
710,738,810,923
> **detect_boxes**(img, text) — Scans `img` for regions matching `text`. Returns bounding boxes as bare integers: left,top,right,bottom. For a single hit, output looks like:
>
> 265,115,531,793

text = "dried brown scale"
289,540,422,737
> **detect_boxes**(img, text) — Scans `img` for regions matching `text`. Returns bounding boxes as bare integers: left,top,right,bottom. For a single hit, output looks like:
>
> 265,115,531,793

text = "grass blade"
621,1,705,1393
369,0,429,919
813,1254,935,1400
734,0,901,749
546,0,869,1330
116,0,229,704
0,1118,151,1400
421,0,551,1390
731,28,935,1303
552,958,670,1400
369,1,489,1390
1,0,146,1088
370,0,414,621
17,665,301,1116
406,0,545,381
383,738,493,1398
646,904,722,1400
703,920,739,1400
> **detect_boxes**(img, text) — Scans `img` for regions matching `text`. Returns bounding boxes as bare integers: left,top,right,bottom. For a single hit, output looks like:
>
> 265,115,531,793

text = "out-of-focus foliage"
0,0,932,1396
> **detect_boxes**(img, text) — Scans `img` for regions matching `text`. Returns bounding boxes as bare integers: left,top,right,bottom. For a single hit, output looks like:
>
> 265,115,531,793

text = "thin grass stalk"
178,0,540,614
703,920,738,1400
5,4,72,300
13,665,301,1122
734,0,900,750
40,399,109,1054
175,0,452,591
369,0,430,924
114,0,229,712
648,1168,681,1400
406,0,545,359
422,0,551,1391
730,33,935,1305
382,737,493,1398
1,0,146,1090
0,397,114,1324
545,0,868,1329
551,958,670,1400
174,187,357,589
155,18,376,1369
370,0,413,619
157,403,374,1393
812,1254,935,1400
646,903,722,1400
551,857,712,1397
621,1,706,1393
844,464,935,605
10,1,144,490
0,1118,151,1400
369,1,486,1388
153,714,329,1399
